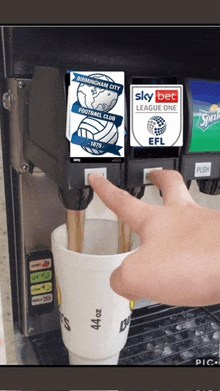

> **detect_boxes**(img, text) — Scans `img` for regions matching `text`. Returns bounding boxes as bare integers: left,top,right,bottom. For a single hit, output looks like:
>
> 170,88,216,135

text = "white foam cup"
51,219,141,365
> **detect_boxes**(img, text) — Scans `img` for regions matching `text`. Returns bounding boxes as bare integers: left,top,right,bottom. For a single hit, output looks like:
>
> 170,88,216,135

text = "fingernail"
88,172,103,183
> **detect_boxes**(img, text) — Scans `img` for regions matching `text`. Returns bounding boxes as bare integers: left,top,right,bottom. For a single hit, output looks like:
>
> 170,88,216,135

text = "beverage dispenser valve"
180,79,220,195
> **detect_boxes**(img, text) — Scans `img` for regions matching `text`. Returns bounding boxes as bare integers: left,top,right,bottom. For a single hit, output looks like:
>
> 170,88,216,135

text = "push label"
194,162,212,177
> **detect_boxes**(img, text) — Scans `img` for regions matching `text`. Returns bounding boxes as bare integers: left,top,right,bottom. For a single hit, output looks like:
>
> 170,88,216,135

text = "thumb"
150,170,197,207
110,247,146,301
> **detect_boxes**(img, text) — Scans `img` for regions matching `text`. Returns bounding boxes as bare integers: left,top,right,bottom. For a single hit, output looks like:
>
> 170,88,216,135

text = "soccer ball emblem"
77,117,118,155
147,116,167,136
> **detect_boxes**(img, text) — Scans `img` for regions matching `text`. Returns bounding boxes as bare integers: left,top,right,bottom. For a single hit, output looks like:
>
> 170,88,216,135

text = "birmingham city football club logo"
147,116,167,136
70,72,124,156
197,104,220,132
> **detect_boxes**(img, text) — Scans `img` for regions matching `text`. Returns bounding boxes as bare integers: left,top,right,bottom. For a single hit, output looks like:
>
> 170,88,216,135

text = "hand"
88,170,220,307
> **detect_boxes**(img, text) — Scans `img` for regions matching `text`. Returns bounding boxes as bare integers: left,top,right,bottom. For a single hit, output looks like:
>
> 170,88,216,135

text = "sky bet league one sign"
66,71,125,160
130,85,183,147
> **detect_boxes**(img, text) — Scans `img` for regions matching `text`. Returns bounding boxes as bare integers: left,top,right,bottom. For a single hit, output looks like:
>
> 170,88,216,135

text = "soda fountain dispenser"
1,26,220,365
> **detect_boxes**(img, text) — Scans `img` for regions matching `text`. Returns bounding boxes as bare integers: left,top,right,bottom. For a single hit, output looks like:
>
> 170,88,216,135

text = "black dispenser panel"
180,79,220,194
25,66,126,209
126,77,183,188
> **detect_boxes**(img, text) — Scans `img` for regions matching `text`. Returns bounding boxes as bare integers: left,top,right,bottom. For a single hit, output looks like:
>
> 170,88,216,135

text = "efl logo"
156,90,178,103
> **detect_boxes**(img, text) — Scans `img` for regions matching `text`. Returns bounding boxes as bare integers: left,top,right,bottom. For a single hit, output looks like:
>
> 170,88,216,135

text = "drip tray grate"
119,304,220,365
28,304,220,365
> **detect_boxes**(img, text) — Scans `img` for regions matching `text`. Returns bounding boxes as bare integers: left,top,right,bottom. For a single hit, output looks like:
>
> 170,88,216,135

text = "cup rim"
51,219,140,259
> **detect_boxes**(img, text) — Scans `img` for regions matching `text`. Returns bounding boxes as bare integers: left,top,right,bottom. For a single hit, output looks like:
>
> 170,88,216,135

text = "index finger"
150,169,197,206
88,173,151,234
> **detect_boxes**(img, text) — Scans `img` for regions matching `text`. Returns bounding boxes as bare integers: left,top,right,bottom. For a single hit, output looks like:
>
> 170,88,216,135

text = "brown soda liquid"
118,220,132,254
67,211,132,255
67,210,85,253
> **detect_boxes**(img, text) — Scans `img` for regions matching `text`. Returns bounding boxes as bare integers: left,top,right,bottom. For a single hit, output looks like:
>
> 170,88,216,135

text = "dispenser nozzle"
58,187,94,210
126,186,145,200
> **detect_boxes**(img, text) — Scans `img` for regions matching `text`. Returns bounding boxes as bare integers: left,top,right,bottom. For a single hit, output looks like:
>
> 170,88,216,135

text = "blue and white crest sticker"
66,71,125,160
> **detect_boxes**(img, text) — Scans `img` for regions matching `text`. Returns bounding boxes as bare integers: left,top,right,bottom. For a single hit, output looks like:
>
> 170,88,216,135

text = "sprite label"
189,80,220,153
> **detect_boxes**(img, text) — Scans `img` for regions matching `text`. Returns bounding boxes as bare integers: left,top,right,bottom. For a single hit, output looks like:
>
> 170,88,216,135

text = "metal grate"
118,304,220,366
28,304,220,365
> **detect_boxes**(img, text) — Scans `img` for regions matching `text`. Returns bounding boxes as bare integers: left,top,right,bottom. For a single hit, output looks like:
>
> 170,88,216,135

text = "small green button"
30,270,52,284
